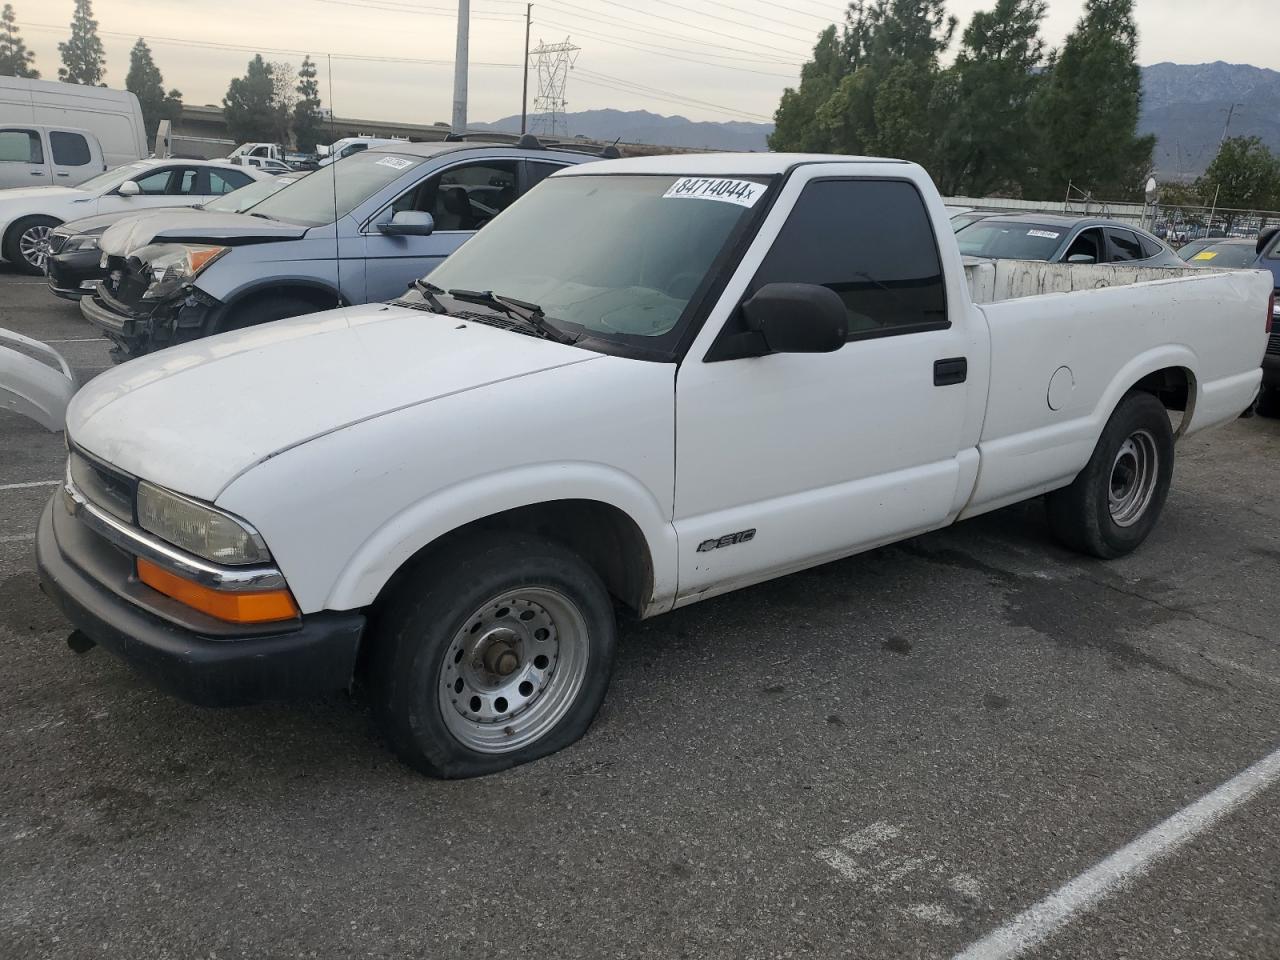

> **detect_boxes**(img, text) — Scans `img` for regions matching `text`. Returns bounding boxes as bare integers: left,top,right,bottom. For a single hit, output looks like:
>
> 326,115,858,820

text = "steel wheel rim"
19,224,51,269
438,586,590,754
1109,428,1159,527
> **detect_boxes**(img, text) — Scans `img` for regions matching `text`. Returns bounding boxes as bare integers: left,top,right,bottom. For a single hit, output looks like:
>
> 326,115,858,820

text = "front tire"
370,532,617,779
1047,391,1174,559
4,216,60,275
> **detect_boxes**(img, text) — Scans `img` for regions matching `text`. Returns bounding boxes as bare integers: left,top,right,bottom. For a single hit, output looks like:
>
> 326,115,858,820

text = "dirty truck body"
36,154,1273,778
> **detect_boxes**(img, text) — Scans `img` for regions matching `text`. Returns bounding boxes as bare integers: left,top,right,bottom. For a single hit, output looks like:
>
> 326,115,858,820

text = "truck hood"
66,303,598,501
100,210,308,257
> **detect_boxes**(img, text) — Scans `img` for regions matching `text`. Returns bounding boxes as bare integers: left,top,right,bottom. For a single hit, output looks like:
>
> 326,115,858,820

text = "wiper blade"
411,278,449,313
446,288,577,344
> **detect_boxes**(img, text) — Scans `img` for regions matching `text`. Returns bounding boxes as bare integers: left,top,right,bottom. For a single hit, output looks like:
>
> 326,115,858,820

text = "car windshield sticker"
1027,229,1061,240
663,177,763,207
1192,251,1218,261
375,156,414,170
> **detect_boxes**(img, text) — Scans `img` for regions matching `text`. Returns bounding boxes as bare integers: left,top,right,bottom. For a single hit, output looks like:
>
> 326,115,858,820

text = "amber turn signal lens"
136,558,300,624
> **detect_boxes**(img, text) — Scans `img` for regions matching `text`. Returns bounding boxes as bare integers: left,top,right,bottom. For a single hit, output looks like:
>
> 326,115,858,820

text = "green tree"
1029,0,1154,199
292,56,324,152
1197,137,1280,227
58,0,105,85
125,39,183,139
0,4,38,78
769,25,850,153
222,55,277,144
935,0,1046,196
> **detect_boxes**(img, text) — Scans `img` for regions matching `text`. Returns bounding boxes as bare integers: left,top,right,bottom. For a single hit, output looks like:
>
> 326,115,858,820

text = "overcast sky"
12,0,1274,127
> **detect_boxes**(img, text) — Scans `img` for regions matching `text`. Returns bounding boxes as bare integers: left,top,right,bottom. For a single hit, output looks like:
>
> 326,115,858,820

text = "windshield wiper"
447,288,578,344
411,279,449,314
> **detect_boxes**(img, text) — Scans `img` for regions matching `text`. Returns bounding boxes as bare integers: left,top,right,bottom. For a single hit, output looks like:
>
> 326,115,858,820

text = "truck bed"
963,257,1205,303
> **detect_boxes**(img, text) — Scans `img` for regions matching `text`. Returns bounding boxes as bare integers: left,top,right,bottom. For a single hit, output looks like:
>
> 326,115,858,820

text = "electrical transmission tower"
530,38,579,139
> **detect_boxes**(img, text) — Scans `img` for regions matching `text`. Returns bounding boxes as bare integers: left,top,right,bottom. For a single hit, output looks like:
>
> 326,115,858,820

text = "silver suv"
81,139,602,359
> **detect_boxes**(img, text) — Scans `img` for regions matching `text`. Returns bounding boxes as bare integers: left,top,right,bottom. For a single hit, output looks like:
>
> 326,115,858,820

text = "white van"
0,77,147,189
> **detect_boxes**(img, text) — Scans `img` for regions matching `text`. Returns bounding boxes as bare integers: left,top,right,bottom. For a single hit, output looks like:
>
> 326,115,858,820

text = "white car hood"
66,304,599,501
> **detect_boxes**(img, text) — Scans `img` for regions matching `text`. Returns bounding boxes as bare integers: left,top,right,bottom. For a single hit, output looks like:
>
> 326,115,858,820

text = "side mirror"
1066,253,1096,264
117,180,140,197
378,210,435,237
741,283,847,354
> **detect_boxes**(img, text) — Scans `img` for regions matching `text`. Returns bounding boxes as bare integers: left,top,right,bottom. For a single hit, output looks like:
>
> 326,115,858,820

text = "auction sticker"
1192,251,1218,261
1027,229,1061,240
376,156,415,170
663,177,763,207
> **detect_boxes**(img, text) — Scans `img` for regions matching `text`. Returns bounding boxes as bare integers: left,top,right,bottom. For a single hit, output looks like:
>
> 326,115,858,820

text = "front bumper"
45,250,104,301
79,283,220,358
35,497,364,707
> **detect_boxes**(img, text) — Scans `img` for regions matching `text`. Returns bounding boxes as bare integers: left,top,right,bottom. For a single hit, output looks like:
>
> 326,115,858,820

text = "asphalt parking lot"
1,269,1278,960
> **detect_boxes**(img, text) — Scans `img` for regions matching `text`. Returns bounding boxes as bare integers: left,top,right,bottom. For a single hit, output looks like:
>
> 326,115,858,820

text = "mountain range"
476,62,1280,181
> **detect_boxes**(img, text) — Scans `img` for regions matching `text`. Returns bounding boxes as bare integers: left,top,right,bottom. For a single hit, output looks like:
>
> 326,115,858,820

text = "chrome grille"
68,451,135,523
48,233,69,255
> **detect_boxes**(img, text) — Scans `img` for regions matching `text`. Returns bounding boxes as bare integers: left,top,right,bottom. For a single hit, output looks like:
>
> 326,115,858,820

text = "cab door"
48,130,99,187
0,128,50,188
672,170,988,602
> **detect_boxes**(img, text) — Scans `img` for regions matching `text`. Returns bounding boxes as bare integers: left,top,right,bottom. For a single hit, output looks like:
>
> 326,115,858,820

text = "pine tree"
0,4,38,79
126,39,182,139
1030,0,1154,199
58,0,106,86
936,0,1047,196
222,55,277,144
292,56,324,153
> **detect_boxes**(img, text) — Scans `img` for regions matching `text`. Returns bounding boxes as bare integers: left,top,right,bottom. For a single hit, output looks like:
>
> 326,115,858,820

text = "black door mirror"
741,283,847,354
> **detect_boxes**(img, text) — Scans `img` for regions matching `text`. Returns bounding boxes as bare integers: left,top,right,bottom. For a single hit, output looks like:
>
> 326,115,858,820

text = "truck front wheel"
369,532,617,778
1047,391,1174,559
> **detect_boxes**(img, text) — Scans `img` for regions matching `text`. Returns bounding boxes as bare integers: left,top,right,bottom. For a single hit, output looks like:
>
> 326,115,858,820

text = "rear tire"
369,532,617,779
4,216,60,275
1047,391,1174,559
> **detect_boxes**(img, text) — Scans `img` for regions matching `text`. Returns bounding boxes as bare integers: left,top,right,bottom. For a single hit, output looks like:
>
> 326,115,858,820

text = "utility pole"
521,4,532,134
529,38,579,139
451,0,469,135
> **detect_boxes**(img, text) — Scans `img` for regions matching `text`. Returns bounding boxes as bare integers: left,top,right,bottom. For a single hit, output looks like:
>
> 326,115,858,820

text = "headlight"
63,235,100,253
140,243,229,299
136,481,269,565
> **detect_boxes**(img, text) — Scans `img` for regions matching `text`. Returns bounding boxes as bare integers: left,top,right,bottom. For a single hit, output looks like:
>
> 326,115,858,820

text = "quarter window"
0,129,42,164
751,179,947,337
50,131,91,166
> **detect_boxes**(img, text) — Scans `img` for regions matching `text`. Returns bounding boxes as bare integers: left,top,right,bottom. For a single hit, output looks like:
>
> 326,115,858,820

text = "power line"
575,67,772,121
599,0,816,46
537,17,797,77
570,0,814,57
541,0,802,64
305,0,522,21
22,22,522,67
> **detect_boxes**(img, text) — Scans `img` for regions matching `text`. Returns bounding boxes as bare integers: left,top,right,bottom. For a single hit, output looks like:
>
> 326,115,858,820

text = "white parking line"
950,744,1280,960
0,480,59,491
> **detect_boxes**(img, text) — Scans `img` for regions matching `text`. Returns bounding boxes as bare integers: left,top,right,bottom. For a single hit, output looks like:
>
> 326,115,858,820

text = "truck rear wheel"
1046,391,1174,559
369,532,617,778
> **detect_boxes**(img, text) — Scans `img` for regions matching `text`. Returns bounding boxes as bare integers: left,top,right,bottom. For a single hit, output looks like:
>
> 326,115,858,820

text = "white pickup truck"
36,154,1272,778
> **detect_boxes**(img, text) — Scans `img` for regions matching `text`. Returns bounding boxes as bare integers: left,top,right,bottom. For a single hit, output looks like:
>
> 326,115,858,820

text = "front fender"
323,462,679,614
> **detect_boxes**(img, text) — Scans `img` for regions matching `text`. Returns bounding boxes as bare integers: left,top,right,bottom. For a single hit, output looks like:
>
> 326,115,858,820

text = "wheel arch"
1093,346,1198,442
217,278,347,326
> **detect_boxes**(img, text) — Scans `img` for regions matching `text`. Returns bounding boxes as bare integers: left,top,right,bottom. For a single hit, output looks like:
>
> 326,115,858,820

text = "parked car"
45,173,307,301
0,76,147,188
949,209,996,233
317,136,409,167
956,214,1184,266
1180,237,1266,268
82,140,597,359
36,153,1272,778
0,158,265,274
232,156,294,175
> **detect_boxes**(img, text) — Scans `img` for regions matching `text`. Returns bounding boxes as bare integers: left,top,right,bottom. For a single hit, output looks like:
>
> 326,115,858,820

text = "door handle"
56,171,70,177
31,170,43,176
934,357,968,386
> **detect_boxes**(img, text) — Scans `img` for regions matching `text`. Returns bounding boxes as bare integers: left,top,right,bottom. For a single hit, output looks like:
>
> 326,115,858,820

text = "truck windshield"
957,221,1068,260
249,152,424,226
424,174,770,354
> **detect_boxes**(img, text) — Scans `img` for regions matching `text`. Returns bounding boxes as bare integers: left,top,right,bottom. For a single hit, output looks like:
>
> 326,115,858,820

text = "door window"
176,168,199,194
0,129,42,164
750,178,947,337
1107,228,1145,262
205,168,254,194
1062,229,1104,263
391,160,519,231
50,131,91,166
132,169,175,194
